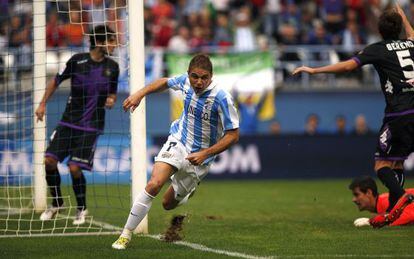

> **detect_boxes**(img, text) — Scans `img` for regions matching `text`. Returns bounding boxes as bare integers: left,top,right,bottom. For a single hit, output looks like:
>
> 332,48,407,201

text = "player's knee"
44,157,57,172
374,161,393,172
145,180,163,197
162,198,178,211
68,164,82,179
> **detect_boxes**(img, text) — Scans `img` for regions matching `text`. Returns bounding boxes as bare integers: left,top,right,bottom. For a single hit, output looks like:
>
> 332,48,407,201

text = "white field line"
1,218,413,258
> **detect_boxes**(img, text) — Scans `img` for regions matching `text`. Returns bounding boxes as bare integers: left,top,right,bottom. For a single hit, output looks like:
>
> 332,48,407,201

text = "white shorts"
155,135,210,201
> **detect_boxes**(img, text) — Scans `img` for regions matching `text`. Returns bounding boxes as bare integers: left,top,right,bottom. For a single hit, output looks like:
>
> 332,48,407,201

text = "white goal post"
33,0,48,213
128,0,148,234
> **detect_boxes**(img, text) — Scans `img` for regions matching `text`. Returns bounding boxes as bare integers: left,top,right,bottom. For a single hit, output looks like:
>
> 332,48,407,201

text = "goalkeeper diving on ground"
349,176,414,227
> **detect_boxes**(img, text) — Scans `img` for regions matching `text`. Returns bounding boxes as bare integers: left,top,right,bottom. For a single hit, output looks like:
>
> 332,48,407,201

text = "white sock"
123,190,154,235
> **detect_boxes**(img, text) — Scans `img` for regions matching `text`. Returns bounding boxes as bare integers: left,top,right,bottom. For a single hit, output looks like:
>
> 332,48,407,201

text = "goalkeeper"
34,25,119,225
350,176,414,227
112,54,240,249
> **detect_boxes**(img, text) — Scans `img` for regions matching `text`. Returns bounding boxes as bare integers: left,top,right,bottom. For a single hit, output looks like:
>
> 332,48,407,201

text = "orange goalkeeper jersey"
376,188,414,226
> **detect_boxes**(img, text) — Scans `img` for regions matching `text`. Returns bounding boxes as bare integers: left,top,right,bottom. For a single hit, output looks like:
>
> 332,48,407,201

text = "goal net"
0,0,146,237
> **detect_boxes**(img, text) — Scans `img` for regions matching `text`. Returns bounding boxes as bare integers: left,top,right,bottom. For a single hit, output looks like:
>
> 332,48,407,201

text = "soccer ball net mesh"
0,0,132,237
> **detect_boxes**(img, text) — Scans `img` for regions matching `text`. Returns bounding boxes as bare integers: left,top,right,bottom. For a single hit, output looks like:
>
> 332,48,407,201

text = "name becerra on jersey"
386,40,414,51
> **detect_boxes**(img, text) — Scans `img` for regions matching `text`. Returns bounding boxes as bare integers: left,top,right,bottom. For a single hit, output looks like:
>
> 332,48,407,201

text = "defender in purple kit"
292,4,414,228
35,25,119,225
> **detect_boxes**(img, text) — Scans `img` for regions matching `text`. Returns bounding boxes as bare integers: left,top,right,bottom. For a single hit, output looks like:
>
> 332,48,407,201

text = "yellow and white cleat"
112,236,130,250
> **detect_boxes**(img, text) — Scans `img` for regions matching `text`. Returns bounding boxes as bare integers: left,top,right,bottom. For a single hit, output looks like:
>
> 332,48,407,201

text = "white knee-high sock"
121,190,154,238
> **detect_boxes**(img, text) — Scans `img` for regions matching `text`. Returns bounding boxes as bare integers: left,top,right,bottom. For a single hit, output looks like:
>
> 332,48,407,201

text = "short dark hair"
378,10,402,40
188,54,213,74
89,25,115,49
349,176,378,197
306,113,319,122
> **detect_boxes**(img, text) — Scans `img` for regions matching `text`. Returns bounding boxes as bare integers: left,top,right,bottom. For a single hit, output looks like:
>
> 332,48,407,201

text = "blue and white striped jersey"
167,73,239,164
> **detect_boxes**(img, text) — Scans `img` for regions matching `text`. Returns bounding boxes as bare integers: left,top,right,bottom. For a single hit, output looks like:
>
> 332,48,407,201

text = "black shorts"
375,114,414,161
45,125,99,170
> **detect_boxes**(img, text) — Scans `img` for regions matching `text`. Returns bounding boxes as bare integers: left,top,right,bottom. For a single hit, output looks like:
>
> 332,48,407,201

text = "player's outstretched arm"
186,129,239,166
123,78,169,112
35,79,58,122
292,59,359,76
395,3,414,40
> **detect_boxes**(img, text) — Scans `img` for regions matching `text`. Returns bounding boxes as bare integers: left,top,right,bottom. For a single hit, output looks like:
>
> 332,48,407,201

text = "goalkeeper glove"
353,217,370,227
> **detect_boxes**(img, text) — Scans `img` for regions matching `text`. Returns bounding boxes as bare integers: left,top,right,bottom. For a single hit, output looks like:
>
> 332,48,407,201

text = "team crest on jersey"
204,99,213,110
105,69,112,77
385,80,393,94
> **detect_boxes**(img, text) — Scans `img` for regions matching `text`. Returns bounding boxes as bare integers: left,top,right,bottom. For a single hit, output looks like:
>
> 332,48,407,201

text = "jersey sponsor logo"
71,156,89,164
187,105,210,121
77,59,88,65
402,87,414,93
379,127,391,152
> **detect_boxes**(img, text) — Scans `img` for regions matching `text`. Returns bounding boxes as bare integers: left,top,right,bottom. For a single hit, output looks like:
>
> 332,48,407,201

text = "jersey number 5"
397,50,414,79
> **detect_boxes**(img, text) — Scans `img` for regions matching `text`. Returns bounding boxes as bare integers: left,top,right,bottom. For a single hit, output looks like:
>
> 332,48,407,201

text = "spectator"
279,2,301,32
151,0,174,25
269,120,281,135
144,6,153,46
233,6,256,52
189,26,207,51
168,25,190,53
213,13,232,48
62,11,86,47
263,0,281,40
321,0,345,35
341,20,366,54
151,16,173,47
304,113,320,136
84,0,107,28
183,0,204,16
351,114,373,136
335,114,347,135
8,16,24,48
46,12,65,48
235,92,267,135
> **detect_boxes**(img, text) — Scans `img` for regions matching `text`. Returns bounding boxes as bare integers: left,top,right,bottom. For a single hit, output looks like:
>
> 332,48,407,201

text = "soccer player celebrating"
112,54,239,249
292,4,414,228
349,176,414,227
35,25,119,225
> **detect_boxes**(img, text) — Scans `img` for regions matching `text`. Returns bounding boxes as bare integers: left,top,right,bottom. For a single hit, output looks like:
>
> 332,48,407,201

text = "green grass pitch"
1,179,413,258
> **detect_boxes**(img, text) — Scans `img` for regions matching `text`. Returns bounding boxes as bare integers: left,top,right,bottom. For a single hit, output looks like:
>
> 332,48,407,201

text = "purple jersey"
55,53,119,132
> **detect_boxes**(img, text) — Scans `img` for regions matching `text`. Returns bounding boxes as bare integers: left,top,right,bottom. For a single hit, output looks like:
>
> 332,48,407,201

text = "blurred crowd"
2,0,414,52
265,113,373,136
0,0,407,134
